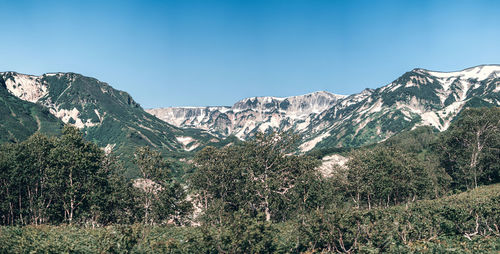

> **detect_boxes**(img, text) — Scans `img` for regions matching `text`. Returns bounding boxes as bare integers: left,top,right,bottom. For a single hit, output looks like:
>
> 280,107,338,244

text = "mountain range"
0,65,499,164
148,65,500,151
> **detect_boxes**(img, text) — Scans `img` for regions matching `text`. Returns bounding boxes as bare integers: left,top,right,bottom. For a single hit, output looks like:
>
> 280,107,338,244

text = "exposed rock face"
147,91,346,139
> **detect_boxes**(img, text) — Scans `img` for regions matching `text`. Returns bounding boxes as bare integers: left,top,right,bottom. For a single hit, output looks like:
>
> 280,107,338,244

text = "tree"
0,143,19,225
0,127,116,225
19,133,56,225
439,107,500,189
84,153,139,226
344,147,435,209
133,146,192,225
49,126,104,224
191,132,322,223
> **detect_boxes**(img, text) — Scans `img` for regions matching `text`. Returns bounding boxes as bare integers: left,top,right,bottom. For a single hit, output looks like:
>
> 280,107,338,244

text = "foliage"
296,183,500,253
0,184,498,253
191,132,322,223
133,146,192,225
0,127,191,226
439,107,500,190
341,147,436,208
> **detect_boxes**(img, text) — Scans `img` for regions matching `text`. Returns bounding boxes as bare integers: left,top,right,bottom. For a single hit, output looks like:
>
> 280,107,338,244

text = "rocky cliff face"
147,91,346,139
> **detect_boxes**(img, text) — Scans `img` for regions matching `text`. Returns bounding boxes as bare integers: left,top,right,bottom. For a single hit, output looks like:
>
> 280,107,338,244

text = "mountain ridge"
148,65,500,150
1,65,498,155
147,91,346,139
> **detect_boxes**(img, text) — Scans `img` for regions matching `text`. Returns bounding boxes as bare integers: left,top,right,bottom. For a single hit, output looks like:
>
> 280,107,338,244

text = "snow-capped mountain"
147,91,345,139
148,65,500,151
299,65,500,150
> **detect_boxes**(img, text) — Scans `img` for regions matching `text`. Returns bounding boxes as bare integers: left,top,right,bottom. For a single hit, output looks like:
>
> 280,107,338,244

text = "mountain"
0,72,221,174
147,91,346,139
0,76,63,143
2,65,498,158
304,65,500,150
148,65,500,151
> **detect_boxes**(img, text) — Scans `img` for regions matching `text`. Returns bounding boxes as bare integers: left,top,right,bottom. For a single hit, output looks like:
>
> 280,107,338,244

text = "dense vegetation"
0,126,191,226
0,184,498,253
0,107,499,253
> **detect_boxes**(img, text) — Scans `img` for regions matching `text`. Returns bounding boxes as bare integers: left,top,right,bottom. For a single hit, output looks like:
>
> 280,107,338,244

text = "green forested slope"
0,72,223,177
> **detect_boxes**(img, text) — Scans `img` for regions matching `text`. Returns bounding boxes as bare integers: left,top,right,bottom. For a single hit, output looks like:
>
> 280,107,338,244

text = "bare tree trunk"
69,198,74,225
470,130,483,189
264,167,271,222
69,169,74,224
265,206,271,222
18,193,24,225
367,194,371,210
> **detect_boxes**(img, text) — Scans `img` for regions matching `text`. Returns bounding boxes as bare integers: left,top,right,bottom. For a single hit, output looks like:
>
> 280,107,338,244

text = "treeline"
1,184,499,253
0,107,499,252
0,127,191,226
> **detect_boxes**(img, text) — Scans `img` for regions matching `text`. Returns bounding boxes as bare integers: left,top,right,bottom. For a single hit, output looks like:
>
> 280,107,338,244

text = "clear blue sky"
1,0,499,108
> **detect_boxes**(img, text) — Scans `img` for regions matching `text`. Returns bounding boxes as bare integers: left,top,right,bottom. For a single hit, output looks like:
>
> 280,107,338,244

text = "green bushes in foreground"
1,184,498,253
297,184,500,252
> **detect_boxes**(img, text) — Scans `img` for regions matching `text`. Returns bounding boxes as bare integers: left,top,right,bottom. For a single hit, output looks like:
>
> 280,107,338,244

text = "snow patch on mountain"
50,107,98,128
423,65,500,81
176,136,195,146
2,73,48,102
299,131,330,152
176,136,200,151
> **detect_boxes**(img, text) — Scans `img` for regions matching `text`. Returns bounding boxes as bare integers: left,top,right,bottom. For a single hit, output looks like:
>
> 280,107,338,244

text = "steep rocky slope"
147,91,346,139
